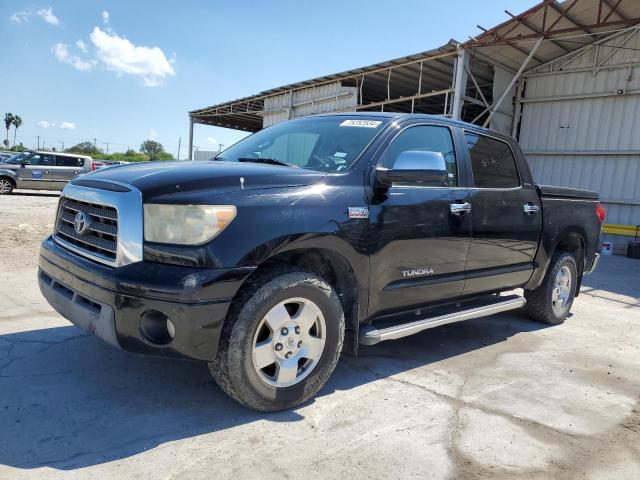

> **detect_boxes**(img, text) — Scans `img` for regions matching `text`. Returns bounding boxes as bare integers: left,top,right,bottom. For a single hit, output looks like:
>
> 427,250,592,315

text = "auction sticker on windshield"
339,120,382,128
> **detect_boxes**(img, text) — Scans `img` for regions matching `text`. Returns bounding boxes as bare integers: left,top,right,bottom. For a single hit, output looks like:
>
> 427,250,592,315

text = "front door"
368,123,472,318
462,131,541,295
16,153,56,190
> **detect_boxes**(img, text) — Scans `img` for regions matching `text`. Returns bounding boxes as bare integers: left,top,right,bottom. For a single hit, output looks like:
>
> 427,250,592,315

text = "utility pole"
37,136,40,149
59,141,64,151
177,137,181,160
93,138,97,149
103,142,110,154
42,141,46,150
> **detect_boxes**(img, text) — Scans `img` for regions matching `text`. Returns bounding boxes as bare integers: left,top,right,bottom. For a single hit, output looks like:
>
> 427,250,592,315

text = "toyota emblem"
74,212,92,235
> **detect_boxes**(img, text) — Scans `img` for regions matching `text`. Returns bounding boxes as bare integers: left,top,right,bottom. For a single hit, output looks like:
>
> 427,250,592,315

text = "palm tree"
4,113,14,148
12,115,22,147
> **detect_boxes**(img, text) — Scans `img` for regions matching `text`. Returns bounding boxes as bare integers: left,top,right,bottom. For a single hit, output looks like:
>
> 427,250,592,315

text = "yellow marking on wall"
602,224,639,237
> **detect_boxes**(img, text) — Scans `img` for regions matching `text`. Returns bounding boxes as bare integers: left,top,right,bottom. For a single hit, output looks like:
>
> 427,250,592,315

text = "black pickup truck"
38,113,604,411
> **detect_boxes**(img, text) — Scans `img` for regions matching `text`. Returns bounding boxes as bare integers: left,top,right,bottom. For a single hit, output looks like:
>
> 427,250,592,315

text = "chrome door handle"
524,203,540,215
450,202,472,216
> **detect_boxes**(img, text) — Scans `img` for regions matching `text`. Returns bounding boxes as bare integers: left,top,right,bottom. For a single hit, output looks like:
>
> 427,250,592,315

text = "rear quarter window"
55,156,84,167
465,133,520,189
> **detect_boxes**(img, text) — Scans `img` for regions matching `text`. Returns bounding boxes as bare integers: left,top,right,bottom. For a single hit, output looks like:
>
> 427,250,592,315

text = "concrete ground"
1,190,639,480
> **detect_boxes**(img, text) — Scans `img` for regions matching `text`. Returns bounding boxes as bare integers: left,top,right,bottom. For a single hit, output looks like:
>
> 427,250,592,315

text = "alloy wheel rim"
0,179,10,193
552,265,572,313
252,297,326,388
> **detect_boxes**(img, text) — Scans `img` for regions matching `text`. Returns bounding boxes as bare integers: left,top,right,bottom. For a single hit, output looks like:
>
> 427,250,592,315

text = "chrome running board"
359,295,525,346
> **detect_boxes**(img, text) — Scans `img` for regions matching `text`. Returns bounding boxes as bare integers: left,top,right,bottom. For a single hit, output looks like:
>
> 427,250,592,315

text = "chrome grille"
55,198,119,261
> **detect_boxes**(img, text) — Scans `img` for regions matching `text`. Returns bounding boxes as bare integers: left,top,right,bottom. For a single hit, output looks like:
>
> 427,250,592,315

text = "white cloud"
205,137,219,146
52,43,96,71
76,39,88,53
37,121,55,129
10,10,31,23
37,7,59,26
60,122,76,130
89,27,175,87
148,129,158,140
102,10,109,25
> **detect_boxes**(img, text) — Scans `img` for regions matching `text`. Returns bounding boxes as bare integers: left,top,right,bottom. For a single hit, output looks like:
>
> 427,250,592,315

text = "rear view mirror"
376,150,447,185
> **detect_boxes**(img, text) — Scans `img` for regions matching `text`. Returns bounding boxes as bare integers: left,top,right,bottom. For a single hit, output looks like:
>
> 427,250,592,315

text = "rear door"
368,122,472,317
16,153,56,189
462,131,541,295
51,155,85,190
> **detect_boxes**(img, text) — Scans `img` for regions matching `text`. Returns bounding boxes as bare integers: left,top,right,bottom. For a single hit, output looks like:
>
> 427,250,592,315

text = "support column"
188,117,194,161
451,48,469,120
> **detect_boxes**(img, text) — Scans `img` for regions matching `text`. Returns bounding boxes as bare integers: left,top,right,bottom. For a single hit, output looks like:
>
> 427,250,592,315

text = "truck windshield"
214,116,389,172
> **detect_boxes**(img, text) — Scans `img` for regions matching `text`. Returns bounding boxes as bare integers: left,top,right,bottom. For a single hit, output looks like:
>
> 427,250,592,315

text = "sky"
0,0,538,158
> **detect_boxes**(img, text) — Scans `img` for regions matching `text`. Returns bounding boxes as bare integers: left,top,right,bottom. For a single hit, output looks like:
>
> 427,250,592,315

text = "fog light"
140,310,175,345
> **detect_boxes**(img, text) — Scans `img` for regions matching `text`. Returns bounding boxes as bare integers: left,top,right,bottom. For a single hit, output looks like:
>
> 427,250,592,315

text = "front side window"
25,154,54,166
379,125,457,186
466,133,520,188
215,116,389,173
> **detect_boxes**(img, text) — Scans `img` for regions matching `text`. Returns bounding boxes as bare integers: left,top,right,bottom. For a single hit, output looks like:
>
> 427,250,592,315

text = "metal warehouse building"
189,0,640,252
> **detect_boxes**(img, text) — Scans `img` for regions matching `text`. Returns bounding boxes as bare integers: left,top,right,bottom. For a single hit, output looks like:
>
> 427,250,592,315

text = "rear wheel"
524,251,578,325
0,178,13,195
210,270,344,411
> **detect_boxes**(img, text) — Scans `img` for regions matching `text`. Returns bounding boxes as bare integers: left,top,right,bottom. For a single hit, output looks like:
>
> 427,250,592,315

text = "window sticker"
333,152,348,158
339,120,382,128
32,170,42,178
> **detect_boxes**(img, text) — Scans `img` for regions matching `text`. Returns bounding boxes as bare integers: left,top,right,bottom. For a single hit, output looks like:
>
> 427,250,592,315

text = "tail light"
91,160,96,171
595,202,606,223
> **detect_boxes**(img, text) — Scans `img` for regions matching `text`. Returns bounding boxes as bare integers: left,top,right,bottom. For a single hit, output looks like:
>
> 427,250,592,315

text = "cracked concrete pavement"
1,190,639,479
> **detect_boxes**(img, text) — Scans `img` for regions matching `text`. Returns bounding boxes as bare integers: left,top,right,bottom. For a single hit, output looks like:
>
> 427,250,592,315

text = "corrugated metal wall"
263,82,357,128
519,29,640,251
490,66,516,135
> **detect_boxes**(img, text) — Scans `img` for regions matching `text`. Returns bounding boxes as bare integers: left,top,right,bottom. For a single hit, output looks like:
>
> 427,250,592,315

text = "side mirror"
376,151,447,185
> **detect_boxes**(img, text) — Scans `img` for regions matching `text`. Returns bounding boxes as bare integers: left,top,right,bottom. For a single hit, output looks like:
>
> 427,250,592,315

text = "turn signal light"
595,202,606,223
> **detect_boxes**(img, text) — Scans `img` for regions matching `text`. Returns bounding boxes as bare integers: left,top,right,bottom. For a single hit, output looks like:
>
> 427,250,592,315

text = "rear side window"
380,125,457,186
465,133,520,188
55,156,83,167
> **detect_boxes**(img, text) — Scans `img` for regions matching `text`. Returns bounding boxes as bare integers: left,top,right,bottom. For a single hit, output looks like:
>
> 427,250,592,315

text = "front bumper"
38,235,254,361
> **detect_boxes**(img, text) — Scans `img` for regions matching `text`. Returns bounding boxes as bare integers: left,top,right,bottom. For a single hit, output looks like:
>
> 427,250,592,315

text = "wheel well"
555,232,585,294
0,176,15,187
555,232,585,271
231,248,360,355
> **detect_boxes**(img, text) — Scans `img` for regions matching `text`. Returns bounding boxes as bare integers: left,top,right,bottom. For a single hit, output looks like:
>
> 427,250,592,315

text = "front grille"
55,197,118,262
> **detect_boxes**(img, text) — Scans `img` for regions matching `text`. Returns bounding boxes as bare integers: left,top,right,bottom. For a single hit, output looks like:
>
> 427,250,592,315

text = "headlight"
144,204,236,245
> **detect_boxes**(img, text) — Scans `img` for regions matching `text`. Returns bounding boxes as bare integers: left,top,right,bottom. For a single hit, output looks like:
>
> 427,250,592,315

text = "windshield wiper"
237,157,297,168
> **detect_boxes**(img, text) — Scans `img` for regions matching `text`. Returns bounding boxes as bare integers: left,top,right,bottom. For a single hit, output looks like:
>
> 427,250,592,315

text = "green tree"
4,113,14,148
140,139,172,161
11,115,22,147
65,141,103,156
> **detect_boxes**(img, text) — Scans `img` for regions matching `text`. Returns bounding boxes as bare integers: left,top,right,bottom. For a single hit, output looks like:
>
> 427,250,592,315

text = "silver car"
0,151,94,194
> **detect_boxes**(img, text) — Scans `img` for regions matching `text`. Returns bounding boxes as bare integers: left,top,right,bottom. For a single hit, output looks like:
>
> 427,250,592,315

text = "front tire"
524,251,578,325
0,177,14,195
210,270,345,411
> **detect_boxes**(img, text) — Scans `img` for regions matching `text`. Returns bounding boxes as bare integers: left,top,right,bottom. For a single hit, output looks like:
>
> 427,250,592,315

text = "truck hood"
81,161,327,199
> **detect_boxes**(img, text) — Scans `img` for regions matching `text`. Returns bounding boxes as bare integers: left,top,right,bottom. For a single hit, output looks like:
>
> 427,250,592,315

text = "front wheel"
0,178,14,195
524,251,578,325
210,270,344,411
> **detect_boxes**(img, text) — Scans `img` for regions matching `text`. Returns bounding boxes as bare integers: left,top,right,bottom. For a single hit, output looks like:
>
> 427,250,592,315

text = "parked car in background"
0,151,16,161
0,151,94,194
0,151,31,163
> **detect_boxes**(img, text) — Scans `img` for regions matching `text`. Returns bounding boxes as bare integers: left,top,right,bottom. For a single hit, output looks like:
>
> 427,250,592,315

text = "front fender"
0,169,18,182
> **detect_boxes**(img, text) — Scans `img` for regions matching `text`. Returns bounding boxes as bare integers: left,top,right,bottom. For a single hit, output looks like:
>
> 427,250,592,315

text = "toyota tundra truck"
38,113,604,411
